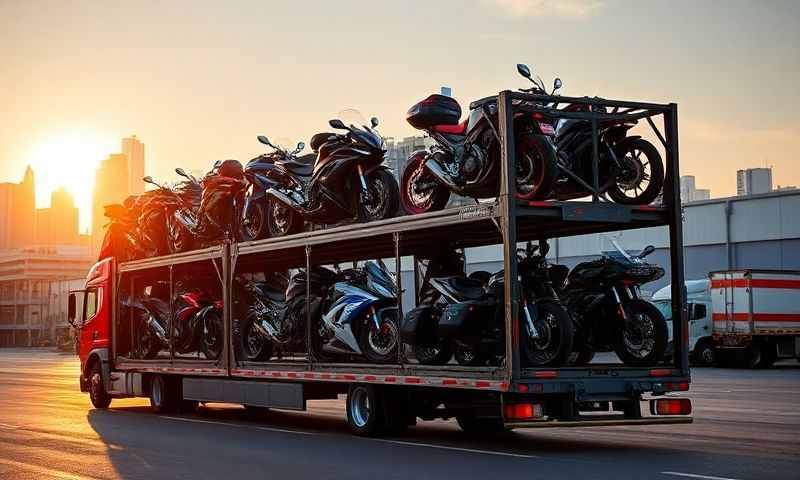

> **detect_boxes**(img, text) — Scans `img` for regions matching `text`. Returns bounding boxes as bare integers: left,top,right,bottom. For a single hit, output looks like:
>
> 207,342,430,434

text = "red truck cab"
68,257,113,407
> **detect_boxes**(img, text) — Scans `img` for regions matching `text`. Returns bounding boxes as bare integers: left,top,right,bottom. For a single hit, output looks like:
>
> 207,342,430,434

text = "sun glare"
28,131,118,233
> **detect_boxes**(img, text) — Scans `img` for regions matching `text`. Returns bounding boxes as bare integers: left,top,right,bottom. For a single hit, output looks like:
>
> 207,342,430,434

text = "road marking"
162,415,319,436
662,472,741,480
0,457,100,480
371,438,539,459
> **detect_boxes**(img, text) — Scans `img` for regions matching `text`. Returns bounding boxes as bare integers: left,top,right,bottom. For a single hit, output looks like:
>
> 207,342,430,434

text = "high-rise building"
35,188,80,246
679,175,712,203
122,135,145,195
91,153,130,255
737,167,772,196
0,166,36,250
440,86,452,97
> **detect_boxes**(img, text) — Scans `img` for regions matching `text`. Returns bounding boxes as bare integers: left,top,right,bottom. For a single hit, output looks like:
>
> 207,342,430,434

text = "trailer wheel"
346,384,385,437
754,342,778,369
455,415,509,434
692,339,716,367
88,361,111,409
149,375,178,414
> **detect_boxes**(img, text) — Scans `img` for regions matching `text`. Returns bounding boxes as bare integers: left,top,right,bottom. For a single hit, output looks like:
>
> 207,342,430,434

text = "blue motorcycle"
317,260,400,363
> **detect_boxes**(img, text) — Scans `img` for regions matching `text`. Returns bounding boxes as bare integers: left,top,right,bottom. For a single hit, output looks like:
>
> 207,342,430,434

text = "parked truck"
654,270,800,368
68,92,693,436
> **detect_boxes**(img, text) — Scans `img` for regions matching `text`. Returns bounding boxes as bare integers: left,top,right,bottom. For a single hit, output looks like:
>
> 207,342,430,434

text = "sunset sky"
2,0,799,232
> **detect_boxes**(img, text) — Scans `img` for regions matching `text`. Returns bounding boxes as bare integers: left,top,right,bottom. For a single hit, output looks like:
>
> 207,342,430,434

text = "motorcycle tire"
240,311,274,362
608,139,664,205
401,152,450,214
520,301,574,367
201,309,224,361
240,200,268,241
414,342,452,365
359,168,399,222
266,198,302,237
454,343,488,366
515,134,557,201
358,309,400,364
614,299,668,366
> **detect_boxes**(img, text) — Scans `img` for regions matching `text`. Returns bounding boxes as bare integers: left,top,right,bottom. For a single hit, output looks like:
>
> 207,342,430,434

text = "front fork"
357,164,372,204
522,297,540,339
611,285,637,322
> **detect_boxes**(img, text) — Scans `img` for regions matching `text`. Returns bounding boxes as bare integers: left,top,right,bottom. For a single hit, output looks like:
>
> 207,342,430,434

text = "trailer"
69,91,692,436
710,269,800,367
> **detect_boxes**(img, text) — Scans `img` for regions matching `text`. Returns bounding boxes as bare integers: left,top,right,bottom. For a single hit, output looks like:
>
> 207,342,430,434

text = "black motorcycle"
402,242,573,367
552,241,668,366
168,161,247,252
400,64,559,214
236,272,293,361
263,110,399,237
240,139,307,241
522,65,665,205
99,195,146,262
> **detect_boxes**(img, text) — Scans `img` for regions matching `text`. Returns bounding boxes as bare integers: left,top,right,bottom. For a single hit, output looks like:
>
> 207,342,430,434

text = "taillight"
663,381,690,392
503,402,544,420
650,398,691,415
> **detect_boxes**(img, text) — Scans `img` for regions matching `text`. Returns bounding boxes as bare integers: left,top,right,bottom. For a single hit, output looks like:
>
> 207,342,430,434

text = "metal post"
498,90,520,382
664,105,689,376
591,116,600,201
412,256,420,306
305,245,313,366
221,243,231,373
394,232,403,365
169,265,175,363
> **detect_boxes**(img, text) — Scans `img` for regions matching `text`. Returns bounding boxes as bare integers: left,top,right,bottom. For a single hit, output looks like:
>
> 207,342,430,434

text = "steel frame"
111,90,689,393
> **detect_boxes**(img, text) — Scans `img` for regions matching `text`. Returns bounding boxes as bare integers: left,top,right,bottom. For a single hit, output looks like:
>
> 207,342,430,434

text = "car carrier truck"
68,92,692,436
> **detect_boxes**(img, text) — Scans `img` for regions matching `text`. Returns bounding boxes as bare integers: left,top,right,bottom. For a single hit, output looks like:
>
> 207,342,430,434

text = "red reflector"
649,369,673,377
518,384,529,393
504,403,543,419
534,370,558,379
678,382,690,391
651,398,691,416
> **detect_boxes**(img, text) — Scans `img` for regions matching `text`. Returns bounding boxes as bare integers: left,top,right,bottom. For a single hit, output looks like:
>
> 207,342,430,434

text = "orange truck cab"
68,257,114,406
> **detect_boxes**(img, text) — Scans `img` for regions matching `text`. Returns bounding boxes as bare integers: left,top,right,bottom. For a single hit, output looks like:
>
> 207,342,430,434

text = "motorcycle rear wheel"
454,343,488,366
414,342,452,365
201,310,224,361
515,134,557,200
608,139,664,205
240,311,274,362
266,198,302,237
401,153,450,214
614,299,667,366
521,301,574,367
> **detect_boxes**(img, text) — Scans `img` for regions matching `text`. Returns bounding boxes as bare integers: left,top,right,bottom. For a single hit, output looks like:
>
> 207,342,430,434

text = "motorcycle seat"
439,276,487,300
279,153,316,177
432,119,468,135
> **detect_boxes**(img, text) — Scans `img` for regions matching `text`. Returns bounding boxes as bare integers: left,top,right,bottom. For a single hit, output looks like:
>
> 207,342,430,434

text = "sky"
1,0,799,232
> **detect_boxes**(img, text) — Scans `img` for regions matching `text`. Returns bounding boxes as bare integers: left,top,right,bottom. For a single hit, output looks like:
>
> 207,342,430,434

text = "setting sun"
27,130,117,233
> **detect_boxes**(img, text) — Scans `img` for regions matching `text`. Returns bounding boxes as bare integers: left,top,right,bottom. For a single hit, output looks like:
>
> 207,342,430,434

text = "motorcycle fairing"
429,276,487,303
321,282,381,355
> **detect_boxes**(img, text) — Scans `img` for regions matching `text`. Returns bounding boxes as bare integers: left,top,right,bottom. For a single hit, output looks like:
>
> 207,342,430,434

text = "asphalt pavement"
0,348,798,480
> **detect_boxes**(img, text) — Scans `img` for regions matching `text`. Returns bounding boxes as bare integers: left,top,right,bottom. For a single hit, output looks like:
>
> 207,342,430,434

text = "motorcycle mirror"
213,160,222,169
640,245,656,258
142,176,157,186
517,63,532,79
175,167,188,178
295,142,305,152
257,135,271,146
329,119,348,130
553,78,562,92
370,117,379,128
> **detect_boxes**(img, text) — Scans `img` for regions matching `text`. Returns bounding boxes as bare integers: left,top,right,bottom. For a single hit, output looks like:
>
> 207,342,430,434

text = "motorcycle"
99,195,146,262
263,110,399,237
517,65,665,205
402,242,573,367
400,64,559,214
315,260,400,363
125,284,224,360
240,138,308,241
552,238,668,366
236,272,293,361
168,161,247,252
140,174,202,255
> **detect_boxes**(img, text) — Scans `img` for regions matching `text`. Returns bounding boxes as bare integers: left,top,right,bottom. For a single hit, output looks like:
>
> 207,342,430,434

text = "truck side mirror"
67,293,78,327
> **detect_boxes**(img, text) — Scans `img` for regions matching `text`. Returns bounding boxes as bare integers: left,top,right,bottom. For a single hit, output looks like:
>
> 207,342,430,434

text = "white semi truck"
654,269,800,368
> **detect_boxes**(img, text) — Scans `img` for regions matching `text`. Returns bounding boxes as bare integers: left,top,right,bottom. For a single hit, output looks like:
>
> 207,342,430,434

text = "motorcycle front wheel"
266,198,302,237
614,299,668,366
201,309,224,361
400,153,450,214
515,134,557,201
520,301,574,367
358,308,400,363
239,311,274,362
240,200,268,241
608,139,664,205
359,168,399,222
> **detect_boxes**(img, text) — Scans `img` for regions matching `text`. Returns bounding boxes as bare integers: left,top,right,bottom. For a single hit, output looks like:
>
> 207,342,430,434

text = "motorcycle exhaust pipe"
147,315,169,343
423,159,459,189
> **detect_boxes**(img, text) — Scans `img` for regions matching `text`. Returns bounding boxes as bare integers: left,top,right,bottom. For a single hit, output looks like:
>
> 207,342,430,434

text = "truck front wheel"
88,362,111,409
692,339,716,367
